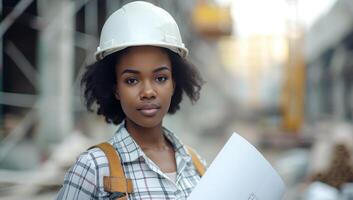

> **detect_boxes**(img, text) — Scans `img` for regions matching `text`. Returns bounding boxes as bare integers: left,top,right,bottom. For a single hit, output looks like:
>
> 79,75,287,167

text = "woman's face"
115,46,174,128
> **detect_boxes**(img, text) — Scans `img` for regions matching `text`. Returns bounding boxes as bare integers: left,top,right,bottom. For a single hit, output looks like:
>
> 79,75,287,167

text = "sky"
214,0,337,36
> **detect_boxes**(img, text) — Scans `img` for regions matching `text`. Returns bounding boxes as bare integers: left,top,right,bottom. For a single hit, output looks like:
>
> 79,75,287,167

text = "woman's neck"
125,118,168,150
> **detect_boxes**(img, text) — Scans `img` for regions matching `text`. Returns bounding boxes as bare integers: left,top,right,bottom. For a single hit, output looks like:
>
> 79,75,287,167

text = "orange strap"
90,143,133,197
90,143,205,199
186,146,206,176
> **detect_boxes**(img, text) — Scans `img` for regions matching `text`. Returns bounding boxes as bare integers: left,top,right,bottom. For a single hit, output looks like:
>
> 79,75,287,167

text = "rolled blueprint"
188,132,285,200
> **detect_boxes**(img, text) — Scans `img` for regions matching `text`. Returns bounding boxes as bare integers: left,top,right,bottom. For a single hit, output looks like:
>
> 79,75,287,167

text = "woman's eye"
125,78,138,85
156,76,168,83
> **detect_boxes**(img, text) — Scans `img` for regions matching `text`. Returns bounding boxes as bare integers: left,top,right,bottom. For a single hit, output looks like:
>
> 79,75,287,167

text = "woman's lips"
138,108,159,117
137,104,161,117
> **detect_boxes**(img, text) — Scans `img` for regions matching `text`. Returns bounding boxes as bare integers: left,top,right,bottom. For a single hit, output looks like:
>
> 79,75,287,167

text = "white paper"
188,132,285,200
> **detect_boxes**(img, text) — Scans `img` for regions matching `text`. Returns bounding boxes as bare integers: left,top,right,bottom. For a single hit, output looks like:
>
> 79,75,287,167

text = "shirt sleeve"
56,151,98,200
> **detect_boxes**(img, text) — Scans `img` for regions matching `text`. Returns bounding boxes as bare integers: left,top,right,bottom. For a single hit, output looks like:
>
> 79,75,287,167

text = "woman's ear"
113,84,120,101
114,85,120,100
172,80,176,94
115,91,120,100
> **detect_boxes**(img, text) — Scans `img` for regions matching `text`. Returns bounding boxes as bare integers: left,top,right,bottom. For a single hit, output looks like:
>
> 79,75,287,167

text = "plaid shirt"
56,121,206,200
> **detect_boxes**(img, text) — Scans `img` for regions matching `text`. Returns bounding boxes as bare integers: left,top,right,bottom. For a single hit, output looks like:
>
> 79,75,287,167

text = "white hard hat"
95,1,188,61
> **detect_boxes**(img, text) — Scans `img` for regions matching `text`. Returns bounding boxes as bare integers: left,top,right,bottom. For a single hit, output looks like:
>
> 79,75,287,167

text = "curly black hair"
81,48,204,125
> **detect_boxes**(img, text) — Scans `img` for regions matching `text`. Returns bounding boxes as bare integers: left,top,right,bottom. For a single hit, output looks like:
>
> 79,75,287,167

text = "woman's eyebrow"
153,66,170,73
120,66,170,76
121,69,139,75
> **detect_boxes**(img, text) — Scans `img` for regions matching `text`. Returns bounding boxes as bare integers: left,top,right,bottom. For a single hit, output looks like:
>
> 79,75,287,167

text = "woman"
57,1,205,199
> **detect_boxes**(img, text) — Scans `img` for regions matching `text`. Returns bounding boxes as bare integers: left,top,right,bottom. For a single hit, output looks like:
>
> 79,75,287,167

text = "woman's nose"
140,81,156,100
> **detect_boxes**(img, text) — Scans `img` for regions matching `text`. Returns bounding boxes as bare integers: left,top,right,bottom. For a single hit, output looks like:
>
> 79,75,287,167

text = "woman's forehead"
116,46,171,73
121,46,169,60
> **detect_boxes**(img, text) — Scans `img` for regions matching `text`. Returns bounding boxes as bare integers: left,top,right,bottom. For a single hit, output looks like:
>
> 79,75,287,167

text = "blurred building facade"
305,0,353,123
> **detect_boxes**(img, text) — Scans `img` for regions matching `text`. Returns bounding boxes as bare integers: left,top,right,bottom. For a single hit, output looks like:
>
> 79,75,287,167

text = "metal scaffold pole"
0,0,3,139
36,0,74,151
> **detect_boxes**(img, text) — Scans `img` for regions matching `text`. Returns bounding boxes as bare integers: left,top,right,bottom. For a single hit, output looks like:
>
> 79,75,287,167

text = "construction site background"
1,0,353,199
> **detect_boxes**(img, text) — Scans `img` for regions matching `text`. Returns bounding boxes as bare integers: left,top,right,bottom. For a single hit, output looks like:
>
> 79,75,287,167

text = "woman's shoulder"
56,143,114,199
83,142,113,169
67,141,117,176
72,143,113,183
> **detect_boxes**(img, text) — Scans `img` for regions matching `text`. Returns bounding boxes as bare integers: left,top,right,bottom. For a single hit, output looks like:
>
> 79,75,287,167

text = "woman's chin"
127,117,163,129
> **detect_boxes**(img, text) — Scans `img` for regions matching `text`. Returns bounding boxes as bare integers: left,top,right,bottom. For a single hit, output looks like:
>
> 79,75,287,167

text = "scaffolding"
0,0,199,167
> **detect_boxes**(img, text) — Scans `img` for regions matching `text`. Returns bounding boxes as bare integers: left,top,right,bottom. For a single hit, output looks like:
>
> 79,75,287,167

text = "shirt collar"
110,120,144,163
110,120,192,164
162,126,191,162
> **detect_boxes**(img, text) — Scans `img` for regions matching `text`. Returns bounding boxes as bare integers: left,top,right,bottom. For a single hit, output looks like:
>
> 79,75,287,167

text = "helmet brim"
95,42,188,61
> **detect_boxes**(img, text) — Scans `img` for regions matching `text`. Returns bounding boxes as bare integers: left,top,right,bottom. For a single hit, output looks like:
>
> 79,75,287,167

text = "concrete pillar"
106,0,122,17
330,46,346,121
306,60,323,122
36,0,74,151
